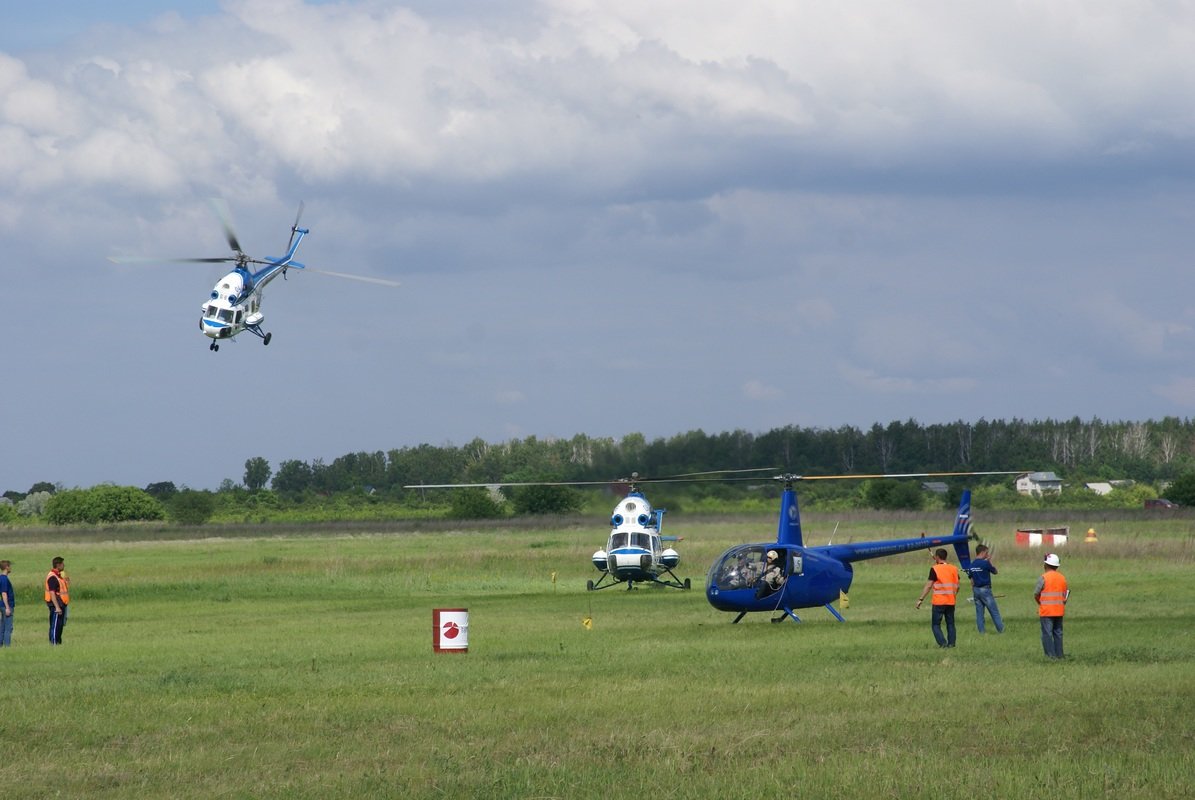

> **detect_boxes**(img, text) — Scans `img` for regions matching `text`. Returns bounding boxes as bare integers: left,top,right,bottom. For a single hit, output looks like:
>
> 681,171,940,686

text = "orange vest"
931,563,959,606
1038,570,1067,617
44,570,70,605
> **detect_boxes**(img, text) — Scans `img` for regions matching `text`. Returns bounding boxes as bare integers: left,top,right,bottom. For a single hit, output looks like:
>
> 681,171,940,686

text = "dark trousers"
47,603,66,644
931,604,956,647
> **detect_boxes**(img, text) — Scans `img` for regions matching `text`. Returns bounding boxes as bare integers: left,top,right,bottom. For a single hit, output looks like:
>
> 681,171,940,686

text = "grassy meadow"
0,511,1192,799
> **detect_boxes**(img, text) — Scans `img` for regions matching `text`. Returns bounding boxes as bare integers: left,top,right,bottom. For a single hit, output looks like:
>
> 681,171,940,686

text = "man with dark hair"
45,556,69,645
915,549,959,647
967,544,1004,633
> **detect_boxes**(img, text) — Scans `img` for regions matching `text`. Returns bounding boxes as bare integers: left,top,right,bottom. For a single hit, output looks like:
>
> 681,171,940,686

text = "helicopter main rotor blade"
789,470,1025,481
208,197,244,256
108,255,238,265
294,266,401,287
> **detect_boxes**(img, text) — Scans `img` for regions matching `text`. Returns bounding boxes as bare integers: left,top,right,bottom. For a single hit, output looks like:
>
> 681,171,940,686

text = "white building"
1017,471,1063,496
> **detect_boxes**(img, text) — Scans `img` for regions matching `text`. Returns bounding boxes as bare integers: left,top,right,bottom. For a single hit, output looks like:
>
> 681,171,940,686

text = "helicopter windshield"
710,546,770,591
608,532,629,550
218,308,234,323
631,532,653,550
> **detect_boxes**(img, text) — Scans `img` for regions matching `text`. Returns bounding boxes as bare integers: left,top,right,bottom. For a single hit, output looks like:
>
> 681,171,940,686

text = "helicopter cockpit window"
218,309,234,323
712,546,769,591
631,532,652,550
204,305,218,318
608,532,629,550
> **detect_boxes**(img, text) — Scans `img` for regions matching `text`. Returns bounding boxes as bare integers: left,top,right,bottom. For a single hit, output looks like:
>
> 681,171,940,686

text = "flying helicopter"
705,472,1017,623
404,468,775,591
110,199,400,351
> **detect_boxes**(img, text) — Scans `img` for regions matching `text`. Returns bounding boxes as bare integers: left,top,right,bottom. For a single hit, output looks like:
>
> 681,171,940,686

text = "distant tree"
219,478,239,493
509,484,583,515
29,481,56,495
864,480,924,511
1163,472,1195,506
448,487,505,519
17,491,52,517
272,460,313,495
169,490,217,525
144,481,179,500
244,457,272,491
3,490,26,503
0,502,17,524
44,486,165,524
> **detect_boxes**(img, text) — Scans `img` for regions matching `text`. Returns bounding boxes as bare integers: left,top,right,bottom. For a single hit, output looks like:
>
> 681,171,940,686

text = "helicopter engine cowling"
591,550,609,572
660,548,680,569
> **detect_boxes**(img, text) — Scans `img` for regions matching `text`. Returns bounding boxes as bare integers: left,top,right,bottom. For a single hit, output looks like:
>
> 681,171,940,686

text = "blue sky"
4,1,1195,492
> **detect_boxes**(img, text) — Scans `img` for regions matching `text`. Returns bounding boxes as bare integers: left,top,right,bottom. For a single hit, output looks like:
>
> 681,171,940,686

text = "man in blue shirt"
0,560,14,647
967,544,1004,633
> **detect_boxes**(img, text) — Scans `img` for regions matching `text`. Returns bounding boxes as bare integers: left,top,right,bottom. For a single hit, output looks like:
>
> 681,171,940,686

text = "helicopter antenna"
827,520,840,546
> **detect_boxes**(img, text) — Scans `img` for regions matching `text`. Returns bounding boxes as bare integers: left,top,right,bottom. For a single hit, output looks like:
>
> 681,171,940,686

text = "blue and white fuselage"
199,228,308,347
588,491,688,590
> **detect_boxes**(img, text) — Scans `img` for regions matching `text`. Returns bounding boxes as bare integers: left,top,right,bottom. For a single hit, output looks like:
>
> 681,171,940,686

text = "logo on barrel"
442,620,460,639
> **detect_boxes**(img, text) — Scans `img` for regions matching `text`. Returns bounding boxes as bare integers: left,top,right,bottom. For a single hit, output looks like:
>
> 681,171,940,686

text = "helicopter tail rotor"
285,201,306,252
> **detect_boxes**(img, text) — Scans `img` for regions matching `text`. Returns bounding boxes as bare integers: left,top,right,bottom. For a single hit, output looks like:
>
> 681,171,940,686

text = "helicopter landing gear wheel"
210,342,219,352
586,580,595,591
263,332,272,346
683,578,691,590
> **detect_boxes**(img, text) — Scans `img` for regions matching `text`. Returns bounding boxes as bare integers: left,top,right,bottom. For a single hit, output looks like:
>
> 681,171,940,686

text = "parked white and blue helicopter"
706,472,1017,623
404,469,774,591
111,200,399,351
588,473,689,591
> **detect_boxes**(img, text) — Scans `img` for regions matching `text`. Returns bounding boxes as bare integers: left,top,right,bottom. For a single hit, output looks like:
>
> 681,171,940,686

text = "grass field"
0,512,1192,799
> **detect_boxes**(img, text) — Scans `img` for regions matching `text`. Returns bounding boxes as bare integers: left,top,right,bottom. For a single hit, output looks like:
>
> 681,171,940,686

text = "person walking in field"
45,556,69,645
967,544,1004,633
1035,553,1068,659
0,560,14,647
915,548,959,647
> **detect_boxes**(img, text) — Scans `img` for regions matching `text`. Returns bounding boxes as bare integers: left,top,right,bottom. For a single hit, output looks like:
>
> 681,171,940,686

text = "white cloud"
742,379,781,400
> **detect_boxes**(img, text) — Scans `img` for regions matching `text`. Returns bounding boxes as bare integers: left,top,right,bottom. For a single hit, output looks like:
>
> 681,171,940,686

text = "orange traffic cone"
1085,527,1098,543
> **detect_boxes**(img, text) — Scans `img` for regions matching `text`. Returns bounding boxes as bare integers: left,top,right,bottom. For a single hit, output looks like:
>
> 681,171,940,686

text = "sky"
3,0,1195,493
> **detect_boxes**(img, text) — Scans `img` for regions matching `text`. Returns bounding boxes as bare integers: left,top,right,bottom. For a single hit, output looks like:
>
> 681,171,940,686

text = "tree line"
5,416,1195,525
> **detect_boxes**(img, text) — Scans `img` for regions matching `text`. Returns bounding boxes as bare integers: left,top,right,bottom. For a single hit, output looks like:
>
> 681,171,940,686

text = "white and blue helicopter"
404,469,775,591
111,200,399,351
588,473,689,591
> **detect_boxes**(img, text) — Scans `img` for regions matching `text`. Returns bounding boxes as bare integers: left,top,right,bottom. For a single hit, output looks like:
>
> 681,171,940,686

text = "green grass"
0,515,1192,799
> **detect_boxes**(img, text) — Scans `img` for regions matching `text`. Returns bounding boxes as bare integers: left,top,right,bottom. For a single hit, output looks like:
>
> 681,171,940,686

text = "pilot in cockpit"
755,549,785,599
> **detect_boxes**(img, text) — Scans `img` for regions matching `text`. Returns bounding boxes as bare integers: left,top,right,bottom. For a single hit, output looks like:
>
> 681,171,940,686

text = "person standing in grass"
0,560,13,646
915,548,959,647
1035,553,1068,659
45,556,69,646
967,544,1004,633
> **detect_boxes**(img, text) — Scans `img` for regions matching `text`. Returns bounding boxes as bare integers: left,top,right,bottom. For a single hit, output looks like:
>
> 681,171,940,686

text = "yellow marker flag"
839,590,849,609
582,617,593,630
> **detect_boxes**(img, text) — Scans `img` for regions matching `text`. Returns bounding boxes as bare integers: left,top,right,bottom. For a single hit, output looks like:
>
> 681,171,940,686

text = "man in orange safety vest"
915,548,959,648
45,556,69,645
1035,553,1069,659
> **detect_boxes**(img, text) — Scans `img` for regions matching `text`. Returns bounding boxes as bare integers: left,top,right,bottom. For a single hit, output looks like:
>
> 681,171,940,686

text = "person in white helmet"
1034,553,1069,659
755,549,785,599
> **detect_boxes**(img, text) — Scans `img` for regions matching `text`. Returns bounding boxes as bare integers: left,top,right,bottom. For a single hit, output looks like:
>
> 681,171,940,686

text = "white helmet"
1044,553,1061,567
766,550,779,561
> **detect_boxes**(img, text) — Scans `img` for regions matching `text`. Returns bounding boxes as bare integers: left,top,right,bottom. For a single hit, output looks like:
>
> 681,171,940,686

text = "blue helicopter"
706,472,1012,623
111,200,399,351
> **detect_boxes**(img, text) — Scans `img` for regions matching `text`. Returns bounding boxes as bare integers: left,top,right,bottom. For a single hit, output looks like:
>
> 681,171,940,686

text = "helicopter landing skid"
651,568,692,591
245,324,273,346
